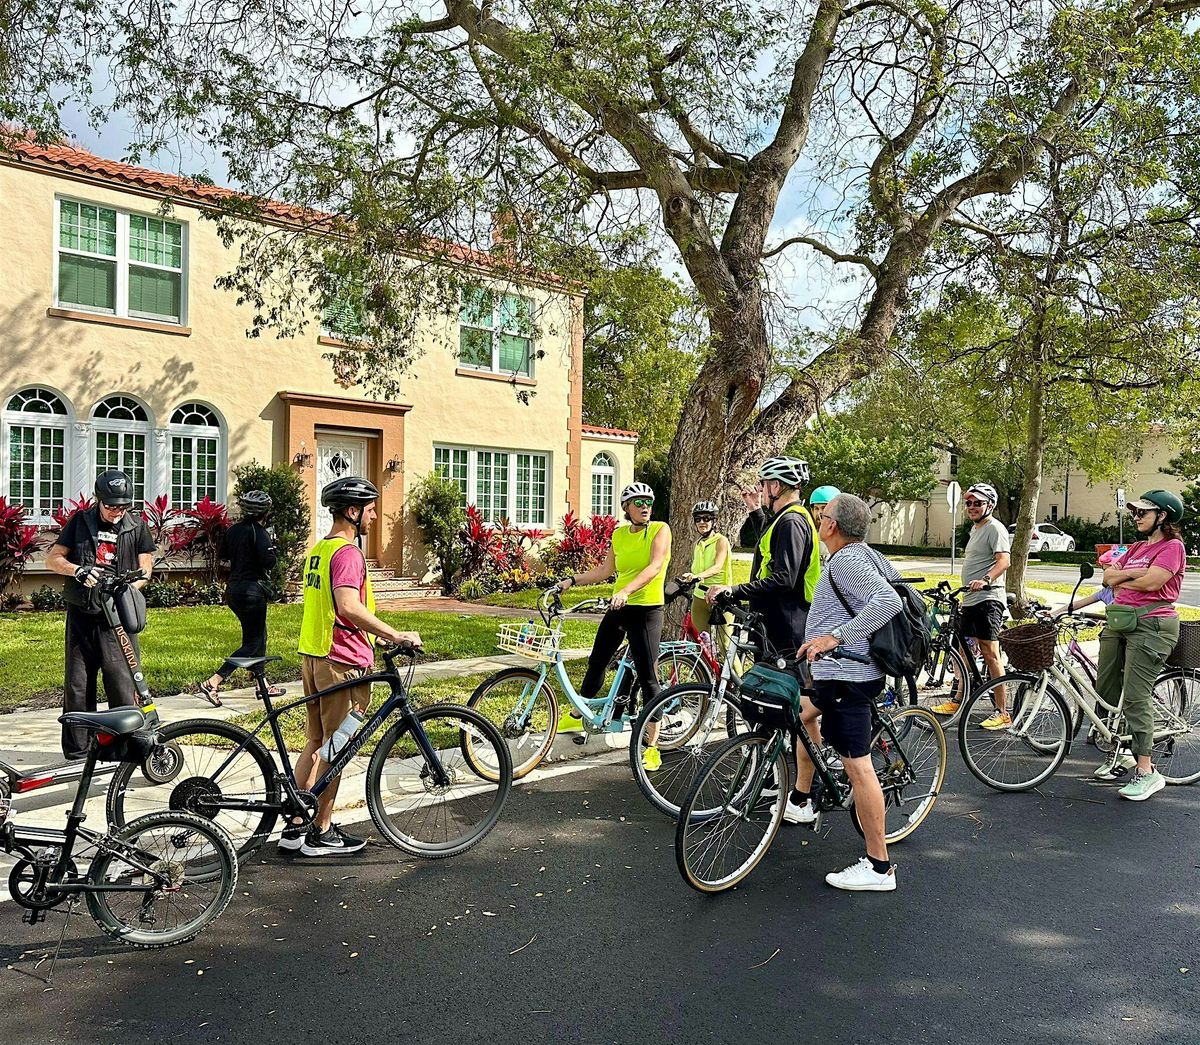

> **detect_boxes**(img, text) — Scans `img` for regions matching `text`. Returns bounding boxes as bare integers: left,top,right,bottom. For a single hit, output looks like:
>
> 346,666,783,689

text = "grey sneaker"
1118,769,1165,802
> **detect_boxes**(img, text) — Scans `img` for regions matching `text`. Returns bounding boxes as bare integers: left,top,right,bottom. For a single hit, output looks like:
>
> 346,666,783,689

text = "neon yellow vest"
757,502,820,603
691,533,733,595
611,521,671,607
298,537,376,657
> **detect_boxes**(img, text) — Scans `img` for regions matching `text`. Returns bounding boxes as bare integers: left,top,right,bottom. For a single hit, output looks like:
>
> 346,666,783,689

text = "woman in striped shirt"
795,493,903,893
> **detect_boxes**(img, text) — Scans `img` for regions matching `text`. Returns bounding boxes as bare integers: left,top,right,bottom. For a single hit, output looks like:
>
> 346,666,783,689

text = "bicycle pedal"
22,908,46,926
571,733,588,746
807,812,823,833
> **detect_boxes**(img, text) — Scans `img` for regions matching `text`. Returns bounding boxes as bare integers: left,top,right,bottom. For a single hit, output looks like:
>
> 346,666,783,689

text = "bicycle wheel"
465,667,558,780
1154,669,1200,785
919,644,972,726
876,674,918,738
675,732,788,894
367,703,512,858
105,718,280,860
656,646,715,689
850,707,946,844
958,673,1072,792
86,810,238,949
630,683,741,819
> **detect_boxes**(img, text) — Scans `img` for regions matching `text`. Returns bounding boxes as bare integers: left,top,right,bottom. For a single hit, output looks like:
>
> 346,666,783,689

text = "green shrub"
143,579,224,607
457,578,486,601
1036,551,1099,565
143,581,181,608
29,584,66,611
410,472,466,594
874,544,954,558
231,461,310,600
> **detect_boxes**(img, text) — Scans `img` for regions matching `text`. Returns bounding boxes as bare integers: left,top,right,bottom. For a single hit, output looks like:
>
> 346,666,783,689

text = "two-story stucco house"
0,140,635,592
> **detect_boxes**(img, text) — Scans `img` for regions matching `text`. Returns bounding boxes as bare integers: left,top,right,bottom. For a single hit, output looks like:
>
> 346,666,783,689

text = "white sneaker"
825,856,897,892
783,798,818,825
1094,751,1137,780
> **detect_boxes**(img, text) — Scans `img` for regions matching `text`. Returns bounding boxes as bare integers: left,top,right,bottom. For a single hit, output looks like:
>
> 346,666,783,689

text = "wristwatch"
831,626,844,641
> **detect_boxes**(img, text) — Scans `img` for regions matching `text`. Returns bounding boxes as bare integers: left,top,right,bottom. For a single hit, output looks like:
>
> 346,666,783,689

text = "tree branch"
762,234,880,277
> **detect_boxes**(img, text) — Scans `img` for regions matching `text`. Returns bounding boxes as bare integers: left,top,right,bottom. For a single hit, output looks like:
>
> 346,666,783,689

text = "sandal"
194,680,223,708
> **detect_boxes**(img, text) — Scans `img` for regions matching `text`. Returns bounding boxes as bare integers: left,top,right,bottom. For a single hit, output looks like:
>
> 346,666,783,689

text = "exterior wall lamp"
293,441,314,468
386,455,404,475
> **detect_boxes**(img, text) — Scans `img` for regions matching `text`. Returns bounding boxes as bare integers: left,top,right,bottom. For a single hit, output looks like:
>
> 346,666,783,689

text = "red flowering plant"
456,506,549,592
48,492,95,534
171,496,231,583
0,496,51,594
539,511,617,577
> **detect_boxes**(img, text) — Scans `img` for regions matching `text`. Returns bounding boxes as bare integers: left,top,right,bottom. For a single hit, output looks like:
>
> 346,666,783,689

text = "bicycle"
958,570,1200,791
465,585,710,779
674,648,947,894
106,642,513,859
2,707,237,951
918,581,995,728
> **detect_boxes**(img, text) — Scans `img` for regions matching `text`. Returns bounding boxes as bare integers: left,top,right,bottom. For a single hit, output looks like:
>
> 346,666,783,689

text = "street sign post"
947,482,962,574
1117,487,1125,545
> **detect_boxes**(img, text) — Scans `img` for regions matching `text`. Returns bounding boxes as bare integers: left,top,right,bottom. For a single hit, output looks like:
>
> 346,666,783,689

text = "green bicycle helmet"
1128,489,1185,524
809,485,841,506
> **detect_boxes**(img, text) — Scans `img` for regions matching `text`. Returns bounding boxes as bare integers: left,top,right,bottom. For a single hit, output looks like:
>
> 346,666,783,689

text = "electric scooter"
0,565,175,801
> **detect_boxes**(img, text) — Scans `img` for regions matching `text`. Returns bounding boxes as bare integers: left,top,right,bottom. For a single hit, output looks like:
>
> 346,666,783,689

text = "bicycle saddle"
59,707,146,736
226,655,282,671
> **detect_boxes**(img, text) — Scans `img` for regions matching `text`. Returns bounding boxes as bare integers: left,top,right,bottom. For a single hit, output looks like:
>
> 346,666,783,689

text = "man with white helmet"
931,481,1011,727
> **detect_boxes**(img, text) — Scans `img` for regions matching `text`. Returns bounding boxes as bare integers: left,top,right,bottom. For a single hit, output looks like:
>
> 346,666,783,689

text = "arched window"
92,395,151,506
169,402,222,507
2,388,71,520
590,452,615,518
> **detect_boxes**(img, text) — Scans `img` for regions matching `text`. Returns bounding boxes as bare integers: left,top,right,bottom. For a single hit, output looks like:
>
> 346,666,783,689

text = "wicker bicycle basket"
496,620,562,664
998,621,1058,673
1167,620,1200,670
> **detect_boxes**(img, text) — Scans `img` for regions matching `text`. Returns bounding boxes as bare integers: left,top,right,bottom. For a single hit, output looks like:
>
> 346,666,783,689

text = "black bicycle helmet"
94,469,134,507
238,489,273,517
321,476,380,510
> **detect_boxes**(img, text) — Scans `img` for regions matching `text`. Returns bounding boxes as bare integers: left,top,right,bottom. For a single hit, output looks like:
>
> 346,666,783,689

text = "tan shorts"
301,655,371,743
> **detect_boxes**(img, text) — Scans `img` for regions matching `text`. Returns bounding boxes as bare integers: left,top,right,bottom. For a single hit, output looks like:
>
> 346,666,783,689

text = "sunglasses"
963,499,986,508
695,515,715,523
1127,506,1156,518
629,498,654,509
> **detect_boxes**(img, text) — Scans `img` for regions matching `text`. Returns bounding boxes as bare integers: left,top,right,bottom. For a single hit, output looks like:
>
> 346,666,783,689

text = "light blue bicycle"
466,586,712,778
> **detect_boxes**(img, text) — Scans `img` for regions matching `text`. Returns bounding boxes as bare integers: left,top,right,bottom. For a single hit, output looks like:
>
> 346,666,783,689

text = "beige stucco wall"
0,158,584,576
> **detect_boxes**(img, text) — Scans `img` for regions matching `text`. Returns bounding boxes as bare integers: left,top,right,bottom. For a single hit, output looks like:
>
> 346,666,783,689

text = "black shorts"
810,678,883,759
960,600,1005,641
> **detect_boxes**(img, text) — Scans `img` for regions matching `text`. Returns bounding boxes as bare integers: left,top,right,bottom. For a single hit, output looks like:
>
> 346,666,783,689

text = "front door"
315,434,369,539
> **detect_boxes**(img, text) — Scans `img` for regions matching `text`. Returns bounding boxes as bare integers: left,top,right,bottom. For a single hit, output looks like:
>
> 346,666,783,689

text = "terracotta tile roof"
582,423,639,440
3,136,573,288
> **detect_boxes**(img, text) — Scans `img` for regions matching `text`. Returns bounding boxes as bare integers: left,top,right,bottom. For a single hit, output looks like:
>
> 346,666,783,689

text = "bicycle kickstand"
45,896,78,985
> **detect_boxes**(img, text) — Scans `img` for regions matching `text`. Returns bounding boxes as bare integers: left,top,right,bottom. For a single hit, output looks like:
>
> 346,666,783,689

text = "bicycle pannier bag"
739,662,803,728
95,728,158,764
113,583,147,635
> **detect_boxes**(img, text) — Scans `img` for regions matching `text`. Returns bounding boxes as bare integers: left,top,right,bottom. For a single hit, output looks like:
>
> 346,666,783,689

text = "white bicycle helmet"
692,501,718,518
966,483,999,512
620,482,655,505
757,456,810,488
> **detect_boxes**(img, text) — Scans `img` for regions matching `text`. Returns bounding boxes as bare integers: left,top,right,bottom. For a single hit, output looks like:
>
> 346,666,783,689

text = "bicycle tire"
877,674,918,738
849,707,946,843
675,732,788,894
656,647,715,689
1153,669,1200,785
957,673,1072,792
629,683,740,820
105,717,280,860
86,810,238,949
366,703,512,858
465,667,559,780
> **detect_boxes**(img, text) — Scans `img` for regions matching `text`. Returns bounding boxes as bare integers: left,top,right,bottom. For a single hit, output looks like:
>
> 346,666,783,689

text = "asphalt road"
1,745,1197,1045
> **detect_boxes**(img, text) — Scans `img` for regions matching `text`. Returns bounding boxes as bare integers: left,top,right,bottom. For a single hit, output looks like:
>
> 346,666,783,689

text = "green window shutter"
59,255,117,311
498,334,531,374
129,266,182,321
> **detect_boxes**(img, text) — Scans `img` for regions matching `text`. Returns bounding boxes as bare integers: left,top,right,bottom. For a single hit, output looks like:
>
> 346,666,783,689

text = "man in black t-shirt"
44,470,155,759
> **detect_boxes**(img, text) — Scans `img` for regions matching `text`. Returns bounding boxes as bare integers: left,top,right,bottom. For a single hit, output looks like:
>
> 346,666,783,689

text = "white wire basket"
497,620,562,663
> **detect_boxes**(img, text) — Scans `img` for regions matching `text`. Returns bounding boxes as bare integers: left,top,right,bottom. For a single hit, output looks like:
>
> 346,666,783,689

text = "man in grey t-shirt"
932,482,1012,726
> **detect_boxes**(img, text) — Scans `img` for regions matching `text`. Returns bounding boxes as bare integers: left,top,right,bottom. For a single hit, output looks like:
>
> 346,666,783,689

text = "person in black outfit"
44,470,155,760
196,490,286,703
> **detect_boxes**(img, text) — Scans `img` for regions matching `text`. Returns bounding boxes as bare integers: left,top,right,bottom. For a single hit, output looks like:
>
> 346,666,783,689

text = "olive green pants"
691,596,731,655
1096,615,1179,757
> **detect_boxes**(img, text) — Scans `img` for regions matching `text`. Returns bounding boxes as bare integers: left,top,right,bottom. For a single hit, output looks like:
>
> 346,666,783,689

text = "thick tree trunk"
1007,366,1046,615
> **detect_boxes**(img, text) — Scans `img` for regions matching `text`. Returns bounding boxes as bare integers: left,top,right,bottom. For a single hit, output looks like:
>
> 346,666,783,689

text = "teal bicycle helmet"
809,485,841,506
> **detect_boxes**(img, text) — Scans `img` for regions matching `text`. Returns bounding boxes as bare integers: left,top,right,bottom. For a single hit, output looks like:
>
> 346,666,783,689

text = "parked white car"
1008,523,1076,554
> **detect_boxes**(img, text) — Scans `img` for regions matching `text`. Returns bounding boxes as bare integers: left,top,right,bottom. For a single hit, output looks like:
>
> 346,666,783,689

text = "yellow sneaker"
642,745,662,772
930,700,960,716
980,711,1013,730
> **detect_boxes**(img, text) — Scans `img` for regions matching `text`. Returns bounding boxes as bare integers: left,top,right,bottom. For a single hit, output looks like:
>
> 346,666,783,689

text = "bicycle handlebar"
815,645,874,665
378,639,420,659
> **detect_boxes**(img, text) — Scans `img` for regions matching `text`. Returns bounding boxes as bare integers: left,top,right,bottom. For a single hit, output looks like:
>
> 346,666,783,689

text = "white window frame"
91,395,153,507
1,387,73,524
457,287,536,377
54,195,189,326
433,444,551,527
168,403,225,508
589,452,616,518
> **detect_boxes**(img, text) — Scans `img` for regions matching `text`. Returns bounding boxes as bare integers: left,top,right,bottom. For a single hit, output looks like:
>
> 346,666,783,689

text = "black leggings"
579,605,664,705
217,582,269,678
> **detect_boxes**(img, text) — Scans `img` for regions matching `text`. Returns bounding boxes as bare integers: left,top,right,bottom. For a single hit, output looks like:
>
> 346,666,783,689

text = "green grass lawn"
0,605,598,712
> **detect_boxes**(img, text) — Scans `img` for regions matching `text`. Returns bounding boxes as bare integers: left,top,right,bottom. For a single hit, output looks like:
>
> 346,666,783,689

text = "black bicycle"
918,581,996,727
105,643,513,860
675,648,947,894
2,708,237,949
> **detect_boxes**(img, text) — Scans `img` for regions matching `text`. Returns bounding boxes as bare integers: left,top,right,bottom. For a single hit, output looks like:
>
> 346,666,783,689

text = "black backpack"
828,548,931,677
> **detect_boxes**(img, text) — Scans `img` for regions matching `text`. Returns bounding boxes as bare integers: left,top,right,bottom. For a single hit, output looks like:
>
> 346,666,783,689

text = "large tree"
6,0,1200,571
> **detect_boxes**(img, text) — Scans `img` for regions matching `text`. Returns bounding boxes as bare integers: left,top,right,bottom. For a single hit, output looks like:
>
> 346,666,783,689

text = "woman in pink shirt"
1096,489,1188,801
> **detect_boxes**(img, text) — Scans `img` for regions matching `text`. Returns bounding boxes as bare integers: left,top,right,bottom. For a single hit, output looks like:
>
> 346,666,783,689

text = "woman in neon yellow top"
682,500,733,652
558,481,671,770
